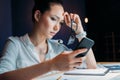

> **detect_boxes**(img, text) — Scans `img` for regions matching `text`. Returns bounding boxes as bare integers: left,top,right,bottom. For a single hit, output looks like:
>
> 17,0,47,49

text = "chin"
47,36,53,39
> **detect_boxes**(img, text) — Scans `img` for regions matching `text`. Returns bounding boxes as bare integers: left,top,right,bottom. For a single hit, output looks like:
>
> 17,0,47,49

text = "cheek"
41,17,48,26
40,18,50,31
44,18,55,30
43,20,49,28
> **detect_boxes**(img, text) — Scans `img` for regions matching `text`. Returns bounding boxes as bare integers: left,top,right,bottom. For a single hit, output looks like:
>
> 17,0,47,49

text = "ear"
34,10,41,22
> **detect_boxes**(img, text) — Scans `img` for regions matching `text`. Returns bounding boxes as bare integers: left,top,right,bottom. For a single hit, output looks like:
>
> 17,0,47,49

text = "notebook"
102,63,120,73
64,68,109,76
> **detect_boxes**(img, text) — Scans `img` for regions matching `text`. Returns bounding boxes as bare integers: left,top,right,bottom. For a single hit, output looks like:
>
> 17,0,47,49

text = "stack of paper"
64,68,109,76
102,63,120,73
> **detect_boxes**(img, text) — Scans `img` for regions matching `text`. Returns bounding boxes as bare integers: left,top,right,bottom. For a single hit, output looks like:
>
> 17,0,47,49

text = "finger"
70,57,83,64
63,12,68,16
71,62,82,69
73,14,81,24
72,14,84,34
69,14,81,32
64,12,71,26
70,13,74,20
74,62,82,67
73,57,83,63
71,13,76,21
71,48,87,57
62,50,73,54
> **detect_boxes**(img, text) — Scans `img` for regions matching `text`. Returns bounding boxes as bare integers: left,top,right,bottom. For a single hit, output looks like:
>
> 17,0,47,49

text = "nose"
53,23,60,32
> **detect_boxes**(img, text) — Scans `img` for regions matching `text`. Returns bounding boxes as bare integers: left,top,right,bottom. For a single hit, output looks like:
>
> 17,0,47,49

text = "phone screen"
75,37,95,58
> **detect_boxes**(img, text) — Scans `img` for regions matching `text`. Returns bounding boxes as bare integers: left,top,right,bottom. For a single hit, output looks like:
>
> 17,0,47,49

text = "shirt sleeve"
0,37,19,74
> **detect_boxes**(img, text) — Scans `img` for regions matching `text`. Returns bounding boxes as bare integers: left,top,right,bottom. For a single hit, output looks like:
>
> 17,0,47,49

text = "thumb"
71,48,87,57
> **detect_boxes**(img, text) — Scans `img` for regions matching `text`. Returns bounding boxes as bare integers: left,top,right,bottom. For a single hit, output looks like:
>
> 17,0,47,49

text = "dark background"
0,0,120,62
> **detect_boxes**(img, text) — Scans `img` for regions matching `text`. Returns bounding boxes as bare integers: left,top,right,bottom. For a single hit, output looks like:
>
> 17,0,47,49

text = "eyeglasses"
67,19,78,45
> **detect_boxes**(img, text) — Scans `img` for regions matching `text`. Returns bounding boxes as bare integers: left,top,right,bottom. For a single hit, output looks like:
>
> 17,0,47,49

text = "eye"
51,17,57,21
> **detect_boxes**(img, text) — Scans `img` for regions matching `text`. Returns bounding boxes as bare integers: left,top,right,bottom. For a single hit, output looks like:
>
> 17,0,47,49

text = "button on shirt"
0,33,86,75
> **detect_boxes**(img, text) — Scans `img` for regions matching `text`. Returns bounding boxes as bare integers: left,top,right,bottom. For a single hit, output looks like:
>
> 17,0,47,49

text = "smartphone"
74,37,95,58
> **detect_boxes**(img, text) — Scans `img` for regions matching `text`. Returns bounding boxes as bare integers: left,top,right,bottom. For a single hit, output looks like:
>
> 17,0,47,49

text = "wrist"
76,31,87,39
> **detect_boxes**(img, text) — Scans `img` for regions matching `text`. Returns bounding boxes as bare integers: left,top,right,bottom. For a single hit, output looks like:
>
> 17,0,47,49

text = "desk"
98,62,120,64
34,62,120,80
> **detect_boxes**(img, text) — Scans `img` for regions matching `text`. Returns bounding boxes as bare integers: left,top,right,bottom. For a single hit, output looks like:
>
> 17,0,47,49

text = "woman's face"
36,4,64,39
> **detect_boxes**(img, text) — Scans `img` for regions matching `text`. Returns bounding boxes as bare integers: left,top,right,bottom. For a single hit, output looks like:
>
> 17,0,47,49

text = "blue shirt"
0,34,86,74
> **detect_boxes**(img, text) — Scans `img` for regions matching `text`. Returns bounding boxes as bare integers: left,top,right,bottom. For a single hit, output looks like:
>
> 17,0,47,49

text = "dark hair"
32,0,63,23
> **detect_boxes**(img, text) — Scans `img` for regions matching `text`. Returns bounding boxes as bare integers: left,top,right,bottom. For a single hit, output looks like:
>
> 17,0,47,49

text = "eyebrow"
53,15,64,22
54,15,60,19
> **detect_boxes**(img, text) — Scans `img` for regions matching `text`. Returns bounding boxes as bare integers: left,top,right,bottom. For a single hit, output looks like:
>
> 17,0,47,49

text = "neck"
28,30,47,47
29,28,49,62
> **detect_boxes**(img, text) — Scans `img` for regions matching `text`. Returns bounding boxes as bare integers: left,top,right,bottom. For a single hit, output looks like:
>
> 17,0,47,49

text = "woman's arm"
85,48,97,69
64,12,97,69
0,49,87,80
0,60,52,80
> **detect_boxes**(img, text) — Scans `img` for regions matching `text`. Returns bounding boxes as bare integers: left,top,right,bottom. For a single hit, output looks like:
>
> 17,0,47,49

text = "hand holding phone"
74,37,95,58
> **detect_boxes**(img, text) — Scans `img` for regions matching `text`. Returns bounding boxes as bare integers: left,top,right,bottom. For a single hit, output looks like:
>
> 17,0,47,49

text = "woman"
0,0,97,80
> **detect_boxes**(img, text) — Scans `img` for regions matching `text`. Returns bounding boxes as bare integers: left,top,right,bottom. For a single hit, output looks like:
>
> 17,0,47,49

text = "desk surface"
34,62,120,80
98,62,120,64
35,72,120,80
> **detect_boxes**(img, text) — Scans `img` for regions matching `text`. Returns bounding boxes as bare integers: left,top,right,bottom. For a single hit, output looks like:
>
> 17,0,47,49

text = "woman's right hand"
64,12,84,35
50,48,87,71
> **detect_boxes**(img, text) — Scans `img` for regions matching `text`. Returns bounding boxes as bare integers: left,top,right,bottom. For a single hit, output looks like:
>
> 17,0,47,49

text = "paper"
35,69,120,80
100,63,120,73
109,75,120,80
64,68,109,76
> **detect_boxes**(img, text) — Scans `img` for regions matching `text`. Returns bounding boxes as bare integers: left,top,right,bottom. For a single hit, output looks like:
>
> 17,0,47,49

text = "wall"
0,0,12,53
85,0,120,61
0,0,86,53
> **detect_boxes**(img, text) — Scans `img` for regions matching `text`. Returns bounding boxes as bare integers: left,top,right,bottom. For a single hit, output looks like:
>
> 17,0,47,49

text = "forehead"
45,4,64,20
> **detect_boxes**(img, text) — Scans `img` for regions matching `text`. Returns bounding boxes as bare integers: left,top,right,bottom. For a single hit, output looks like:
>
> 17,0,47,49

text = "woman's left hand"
64,12,84,34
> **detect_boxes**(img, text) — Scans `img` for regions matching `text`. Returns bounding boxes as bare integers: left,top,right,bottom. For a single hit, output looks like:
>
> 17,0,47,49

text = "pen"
56,76,62,80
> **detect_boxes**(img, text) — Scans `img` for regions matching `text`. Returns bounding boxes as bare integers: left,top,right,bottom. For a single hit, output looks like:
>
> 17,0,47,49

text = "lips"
50,32,56,36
